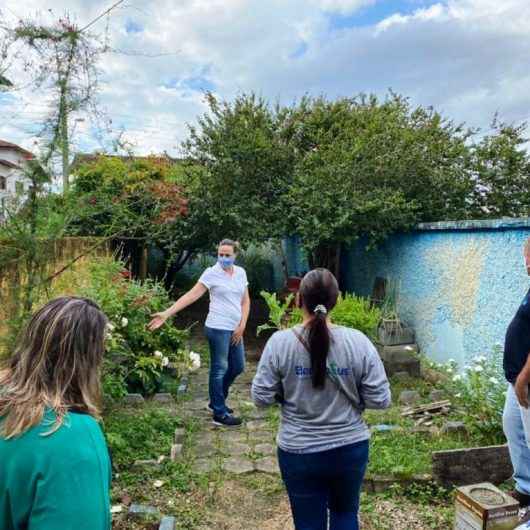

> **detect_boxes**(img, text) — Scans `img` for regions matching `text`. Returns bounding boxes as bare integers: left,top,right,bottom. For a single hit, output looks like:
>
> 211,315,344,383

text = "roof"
0,159,21,169
0,139,34,159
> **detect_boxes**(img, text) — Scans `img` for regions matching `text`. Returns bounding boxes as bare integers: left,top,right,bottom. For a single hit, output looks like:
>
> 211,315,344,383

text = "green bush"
429,346,506,444
77,258,190,398
258,290,381,340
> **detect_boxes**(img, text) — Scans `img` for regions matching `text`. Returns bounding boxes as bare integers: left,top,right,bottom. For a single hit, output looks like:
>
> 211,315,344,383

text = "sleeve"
242,268,249,287
198,267,213,289
358,338,392,410
251,335,283,407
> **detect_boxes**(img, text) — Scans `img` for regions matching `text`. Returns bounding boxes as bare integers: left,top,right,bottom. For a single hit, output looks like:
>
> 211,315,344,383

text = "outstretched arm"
148,282,207,331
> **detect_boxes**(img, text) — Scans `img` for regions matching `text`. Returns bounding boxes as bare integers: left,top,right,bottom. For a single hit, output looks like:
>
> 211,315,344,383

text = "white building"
0,139,34,221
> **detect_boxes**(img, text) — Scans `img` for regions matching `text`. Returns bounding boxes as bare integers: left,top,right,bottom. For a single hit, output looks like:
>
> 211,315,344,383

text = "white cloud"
1,0,530,158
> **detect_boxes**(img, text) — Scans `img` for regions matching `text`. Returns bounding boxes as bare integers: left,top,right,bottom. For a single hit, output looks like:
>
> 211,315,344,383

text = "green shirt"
0,410,111,530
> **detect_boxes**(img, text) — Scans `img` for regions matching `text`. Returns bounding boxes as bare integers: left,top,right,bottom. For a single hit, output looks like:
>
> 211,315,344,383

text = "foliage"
104,406,184,469
76,258,190,397
433,347,506,443
283,93,473,273
470,118,530,218
256,291,296,336
237,245,276,297
258,290,381,339
330,294,381,340
183,92,296,245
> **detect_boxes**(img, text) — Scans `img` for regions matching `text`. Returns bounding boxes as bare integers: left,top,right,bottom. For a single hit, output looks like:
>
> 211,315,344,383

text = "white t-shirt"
199,263,249,331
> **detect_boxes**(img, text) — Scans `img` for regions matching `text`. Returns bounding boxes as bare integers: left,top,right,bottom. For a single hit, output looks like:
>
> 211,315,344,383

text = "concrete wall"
342,218,530,368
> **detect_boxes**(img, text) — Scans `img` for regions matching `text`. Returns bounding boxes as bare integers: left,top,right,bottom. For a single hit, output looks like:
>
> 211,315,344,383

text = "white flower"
110,505,123,514
153,480,164,488
489,377,499,385
448,358,456,364
455,393,462,398
121,317,128,328
154,351,163,358
452,374,462,382
474,355,487,364
474,365,484,373
162,356,170,367
107,322,115,332
446,367,454,374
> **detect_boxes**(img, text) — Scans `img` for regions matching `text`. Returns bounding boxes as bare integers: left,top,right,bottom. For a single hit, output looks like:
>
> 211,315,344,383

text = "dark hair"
218,239,240,253
298,268,339,389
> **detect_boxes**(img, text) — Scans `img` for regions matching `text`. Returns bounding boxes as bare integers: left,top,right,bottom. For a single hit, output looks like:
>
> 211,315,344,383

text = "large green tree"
183,92,296,244
283,94,474,273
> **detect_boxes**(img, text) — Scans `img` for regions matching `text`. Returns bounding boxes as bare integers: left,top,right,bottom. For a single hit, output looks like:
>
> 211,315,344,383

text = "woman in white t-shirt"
148,239,250,427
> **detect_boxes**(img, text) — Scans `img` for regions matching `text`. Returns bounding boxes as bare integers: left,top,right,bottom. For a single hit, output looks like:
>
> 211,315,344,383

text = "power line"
79,0,126,33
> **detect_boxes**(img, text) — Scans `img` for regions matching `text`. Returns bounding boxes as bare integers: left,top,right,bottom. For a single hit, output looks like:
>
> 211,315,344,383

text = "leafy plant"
256,291,296,336
258,290,381,340
430,346,506,443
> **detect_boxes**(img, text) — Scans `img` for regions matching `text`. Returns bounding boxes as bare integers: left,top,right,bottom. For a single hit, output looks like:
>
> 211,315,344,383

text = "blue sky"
2,0,530,156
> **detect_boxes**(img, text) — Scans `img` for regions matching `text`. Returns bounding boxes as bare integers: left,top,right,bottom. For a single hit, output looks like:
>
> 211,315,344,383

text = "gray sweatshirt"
251,325,391,453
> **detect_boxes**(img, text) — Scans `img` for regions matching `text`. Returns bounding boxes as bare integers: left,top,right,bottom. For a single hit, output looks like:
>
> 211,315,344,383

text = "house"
0,139,34,220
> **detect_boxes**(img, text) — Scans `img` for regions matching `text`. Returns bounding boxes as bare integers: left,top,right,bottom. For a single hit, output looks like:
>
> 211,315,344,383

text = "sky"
1,0,529,157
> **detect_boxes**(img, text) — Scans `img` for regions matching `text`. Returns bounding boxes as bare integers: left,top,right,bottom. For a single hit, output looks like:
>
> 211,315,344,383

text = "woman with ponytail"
252,269,391,530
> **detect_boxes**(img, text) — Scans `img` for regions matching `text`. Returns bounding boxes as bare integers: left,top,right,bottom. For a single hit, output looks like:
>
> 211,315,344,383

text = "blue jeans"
204,326,245,417
278,440,369,530
503,383,530,495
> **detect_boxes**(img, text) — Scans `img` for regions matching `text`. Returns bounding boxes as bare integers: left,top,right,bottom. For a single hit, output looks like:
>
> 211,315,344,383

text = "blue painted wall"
342,218,530,368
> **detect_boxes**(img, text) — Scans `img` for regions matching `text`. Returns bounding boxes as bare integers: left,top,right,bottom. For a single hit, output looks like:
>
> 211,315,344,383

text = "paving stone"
188,400,208,411
246,420,269,432
255,457,280,475
170,444,183,461
393,371,410,381
128,504,160,522
225,442,251,456
133,459,160,468
441,421,467,435
398,390,421,406
194,443,217,458
223,457,255,475
429,390,446,402
124,393,144,405
193,459,217,474
159,516,176,530
250,431,276,443
153,393,174,404
254,443,276,456
174,428,186,444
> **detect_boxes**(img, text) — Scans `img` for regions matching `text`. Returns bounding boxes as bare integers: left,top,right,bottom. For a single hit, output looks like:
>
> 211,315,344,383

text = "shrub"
429,346,506,444
80,258,192,398
258,290,381,340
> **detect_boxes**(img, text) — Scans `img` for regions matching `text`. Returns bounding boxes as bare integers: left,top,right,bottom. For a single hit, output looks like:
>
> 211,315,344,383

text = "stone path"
182,360,281,476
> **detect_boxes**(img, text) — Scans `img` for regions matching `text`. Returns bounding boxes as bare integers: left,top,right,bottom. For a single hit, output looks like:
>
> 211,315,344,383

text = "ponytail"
298,269,339,390
307,309,330,389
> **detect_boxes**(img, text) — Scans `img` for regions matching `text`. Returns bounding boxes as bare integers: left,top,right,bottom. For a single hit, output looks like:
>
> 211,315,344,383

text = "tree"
470,118,530,218
183,92,296,245
284,94,475,274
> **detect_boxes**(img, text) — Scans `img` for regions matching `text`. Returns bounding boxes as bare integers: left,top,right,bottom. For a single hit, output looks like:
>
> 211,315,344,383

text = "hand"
515,374,529,408
231,325,245,345
148,312,168,331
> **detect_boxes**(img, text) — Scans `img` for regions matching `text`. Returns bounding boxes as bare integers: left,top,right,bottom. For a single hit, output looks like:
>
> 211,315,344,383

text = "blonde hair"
0,297,108,439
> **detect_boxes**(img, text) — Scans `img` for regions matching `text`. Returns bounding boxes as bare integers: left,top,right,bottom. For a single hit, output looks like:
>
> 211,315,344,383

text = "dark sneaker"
207,403,234,414
212,414,242,428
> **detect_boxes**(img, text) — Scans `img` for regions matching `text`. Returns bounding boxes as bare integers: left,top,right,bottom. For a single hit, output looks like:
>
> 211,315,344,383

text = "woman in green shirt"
0,296,111,530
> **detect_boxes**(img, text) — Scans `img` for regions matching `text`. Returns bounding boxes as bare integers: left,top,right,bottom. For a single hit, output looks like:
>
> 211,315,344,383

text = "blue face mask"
218,256,235,269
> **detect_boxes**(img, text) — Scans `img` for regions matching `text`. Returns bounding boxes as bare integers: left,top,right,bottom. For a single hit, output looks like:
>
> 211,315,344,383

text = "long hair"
0,296,108,439
299,268,339,389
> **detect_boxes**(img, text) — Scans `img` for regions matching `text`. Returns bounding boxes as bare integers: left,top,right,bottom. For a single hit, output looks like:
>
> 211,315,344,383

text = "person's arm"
148,282,207,331
358,340,392,410
515,352,530,407
232,287,250,344
251,337,283,407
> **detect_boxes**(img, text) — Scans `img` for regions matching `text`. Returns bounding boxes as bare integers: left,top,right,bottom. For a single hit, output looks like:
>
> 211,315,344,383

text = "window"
0,176,5,191
15,181,24,194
